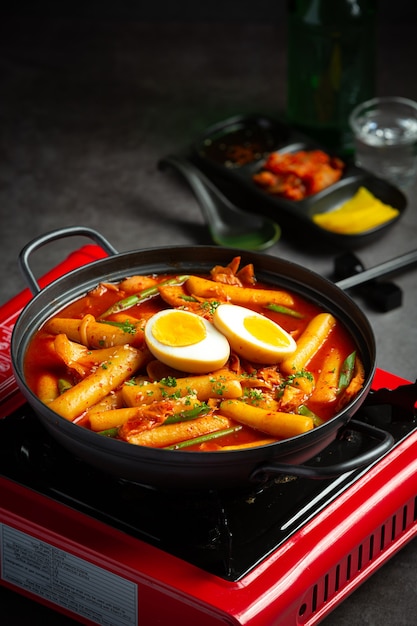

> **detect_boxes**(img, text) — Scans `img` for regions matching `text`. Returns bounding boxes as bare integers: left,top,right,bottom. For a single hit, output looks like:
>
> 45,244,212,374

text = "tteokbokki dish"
24,257,365,452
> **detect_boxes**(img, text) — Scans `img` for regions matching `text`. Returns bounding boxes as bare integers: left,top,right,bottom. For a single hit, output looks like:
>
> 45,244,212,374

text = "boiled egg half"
144,309,230,374
213,303,297,364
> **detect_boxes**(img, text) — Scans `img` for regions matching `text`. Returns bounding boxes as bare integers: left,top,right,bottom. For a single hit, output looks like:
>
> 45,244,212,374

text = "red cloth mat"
0,245,108,418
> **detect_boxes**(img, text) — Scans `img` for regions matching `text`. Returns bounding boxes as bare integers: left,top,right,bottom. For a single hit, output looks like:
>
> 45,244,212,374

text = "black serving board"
191,114,407,247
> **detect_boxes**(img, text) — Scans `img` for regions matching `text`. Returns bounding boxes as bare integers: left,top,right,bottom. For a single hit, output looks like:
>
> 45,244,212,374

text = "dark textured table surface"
0,6,417,625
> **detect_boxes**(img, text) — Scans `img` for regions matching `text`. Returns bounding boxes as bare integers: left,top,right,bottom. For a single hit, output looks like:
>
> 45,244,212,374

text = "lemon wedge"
313,186,400,234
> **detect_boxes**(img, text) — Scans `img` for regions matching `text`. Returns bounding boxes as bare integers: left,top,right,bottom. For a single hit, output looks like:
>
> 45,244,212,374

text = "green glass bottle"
286,0,377,154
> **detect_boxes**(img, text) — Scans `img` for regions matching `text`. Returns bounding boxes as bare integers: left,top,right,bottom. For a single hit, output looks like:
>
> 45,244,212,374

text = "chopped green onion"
339,351,356,391
58,379,72,394
180,294,198,302
201,300,221,315
99,275,190,318
163,425,242,450
298,404,324,427
159,376,177,388
279,369,314,394
265,303,304,319
97,427,119,438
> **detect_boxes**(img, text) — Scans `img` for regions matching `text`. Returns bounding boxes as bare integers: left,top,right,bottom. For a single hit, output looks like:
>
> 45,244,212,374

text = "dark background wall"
3,0,417,21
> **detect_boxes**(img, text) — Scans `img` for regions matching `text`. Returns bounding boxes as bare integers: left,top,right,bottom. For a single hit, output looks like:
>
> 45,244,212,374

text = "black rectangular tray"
191,114,407,247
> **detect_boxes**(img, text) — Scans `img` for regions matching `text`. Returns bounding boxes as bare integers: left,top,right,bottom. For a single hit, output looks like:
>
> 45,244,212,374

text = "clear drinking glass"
349,96,417,190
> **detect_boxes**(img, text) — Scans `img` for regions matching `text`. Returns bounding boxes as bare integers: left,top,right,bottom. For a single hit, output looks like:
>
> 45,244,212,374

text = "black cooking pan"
11,226,395,490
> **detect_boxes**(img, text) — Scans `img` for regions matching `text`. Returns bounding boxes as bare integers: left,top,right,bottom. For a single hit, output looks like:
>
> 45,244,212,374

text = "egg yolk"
244,316,293,347
151,311,206,347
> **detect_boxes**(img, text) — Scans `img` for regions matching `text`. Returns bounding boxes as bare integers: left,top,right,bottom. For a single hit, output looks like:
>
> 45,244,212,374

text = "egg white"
144,309,230,374
212,303,297,363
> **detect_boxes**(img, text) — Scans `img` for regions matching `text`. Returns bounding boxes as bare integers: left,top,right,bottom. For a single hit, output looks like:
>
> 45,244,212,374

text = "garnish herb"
160,388,182,399
201,300,221,315
244,388,264,404
98,319,137,335
159,376,177,387
210,376,228,396
279,369,314,391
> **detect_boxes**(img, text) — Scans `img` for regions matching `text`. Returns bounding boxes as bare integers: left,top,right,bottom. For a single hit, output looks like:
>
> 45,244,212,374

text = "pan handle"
250,420,395,482
19,226,118,295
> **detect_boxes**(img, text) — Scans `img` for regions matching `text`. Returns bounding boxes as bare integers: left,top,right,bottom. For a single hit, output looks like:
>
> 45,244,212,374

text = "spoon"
159,155,281,250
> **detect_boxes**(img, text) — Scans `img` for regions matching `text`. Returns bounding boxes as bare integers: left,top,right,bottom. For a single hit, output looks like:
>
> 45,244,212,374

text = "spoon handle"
335,249,417,290
159,155,228,232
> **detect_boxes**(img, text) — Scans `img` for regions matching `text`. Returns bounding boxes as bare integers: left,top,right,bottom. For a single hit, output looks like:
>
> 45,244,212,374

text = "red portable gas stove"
1,246,416,626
